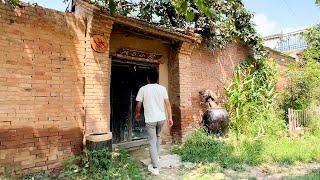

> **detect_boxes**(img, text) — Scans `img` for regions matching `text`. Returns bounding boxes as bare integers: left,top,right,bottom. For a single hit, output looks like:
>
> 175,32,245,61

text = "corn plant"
225,57,285,137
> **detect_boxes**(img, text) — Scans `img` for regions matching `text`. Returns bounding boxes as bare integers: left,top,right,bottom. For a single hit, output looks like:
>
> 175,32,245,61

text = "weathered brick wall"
267,48,295,91
168,43,249,142
187,43,249,137
0,3,86,174
0,2,112,174
0,0,250,173
167,42,195,143
74,0,113,133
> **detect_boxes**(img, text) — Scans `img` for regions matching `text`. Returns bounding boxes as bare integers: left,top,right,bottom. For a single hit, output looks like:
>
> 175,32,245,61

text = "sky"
22,0,320,37
243,0,320,36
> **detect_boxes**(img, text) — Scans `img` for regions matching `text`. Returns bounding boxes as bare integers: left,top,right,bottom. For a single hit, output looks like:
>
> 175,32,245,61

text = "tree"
280,60,320,110
280,21,320,110
2,0,19,6
303,24,320,63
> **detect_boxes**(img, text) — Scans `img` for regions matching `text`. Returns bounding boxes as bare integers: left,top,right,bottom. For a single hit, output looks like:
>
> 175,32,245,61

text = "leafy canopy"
281,60,320,110
303,24,320,63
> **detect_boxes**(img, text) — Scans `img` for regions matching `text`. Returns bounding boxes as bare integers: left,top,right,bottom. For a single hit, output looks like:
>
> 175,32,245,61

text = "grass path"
130,146,320,179
183,163,320,179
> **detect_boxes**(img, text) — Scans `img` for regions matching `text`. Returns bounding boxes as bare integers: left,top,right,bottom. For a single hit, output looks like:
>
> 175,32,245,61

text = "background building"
264,29,308,59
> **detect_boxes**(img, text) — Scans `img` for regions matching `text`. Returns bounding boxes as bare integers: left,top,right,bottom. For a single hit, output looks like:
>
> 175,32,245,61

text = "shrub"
279,60,320,111
307,112,320,135
280,24,320,112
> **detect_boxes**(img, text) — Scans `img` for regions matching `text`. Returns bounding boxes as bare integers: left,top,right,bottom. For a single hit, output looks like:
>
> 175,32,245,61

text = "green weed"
174,129,320,173
225,58,286,137
59,148,145,180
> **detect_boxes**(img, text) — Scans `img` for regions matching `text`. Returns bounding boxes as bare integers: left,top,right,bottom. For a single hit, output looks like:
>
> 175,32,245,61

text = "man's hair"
147,67,158,83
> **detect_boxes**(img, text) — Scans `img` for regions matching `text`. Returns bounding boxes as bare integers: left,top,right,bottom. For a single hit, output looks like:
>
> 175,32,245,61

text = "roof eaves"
76,0,201,43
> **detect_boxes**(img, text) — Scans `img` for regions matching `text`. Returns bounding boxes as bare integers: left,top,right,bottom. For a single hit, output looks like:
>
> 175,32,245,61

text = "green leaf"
186,11,195,21
180,1,188,13
108,0,116,16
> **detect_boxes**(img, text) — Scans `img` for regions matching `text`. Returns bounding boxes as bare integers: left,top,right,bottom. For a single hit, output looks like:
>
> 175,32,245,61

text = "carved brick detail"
115,48,163,63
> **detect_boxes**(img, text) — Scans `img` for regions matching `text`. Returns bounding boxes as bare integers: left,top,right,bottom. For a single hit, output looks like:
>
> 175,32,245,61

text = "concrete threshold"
113,139,149,150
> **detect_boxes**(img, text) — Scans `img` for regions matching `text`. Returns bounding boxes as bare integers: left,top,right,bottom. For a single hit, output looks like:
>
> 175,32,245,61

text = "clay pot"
202,108,228,135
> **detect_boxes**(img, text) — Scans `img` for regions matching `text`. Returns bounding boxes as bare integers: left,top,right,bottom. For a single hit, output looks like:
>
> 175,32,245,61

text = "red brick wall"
267,48,295,91
187,43,249,137
0,2,112,174
168,43,249,142
0,0,249,174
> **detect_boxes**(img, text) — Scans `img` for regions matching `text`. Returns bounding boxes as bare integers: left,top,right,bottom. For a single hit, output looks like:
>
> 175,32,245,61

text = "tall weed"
225,57,285,137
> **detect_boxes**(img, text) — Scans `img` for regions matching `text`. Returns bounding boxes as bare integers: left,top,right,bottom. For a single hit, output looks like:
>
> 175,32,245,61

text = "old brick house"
0,0,250,174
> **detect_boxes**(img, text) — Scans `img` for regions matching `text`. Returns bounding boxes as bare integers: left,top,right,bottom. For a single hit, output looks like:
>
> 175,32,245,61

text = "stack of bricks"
0,2,112,174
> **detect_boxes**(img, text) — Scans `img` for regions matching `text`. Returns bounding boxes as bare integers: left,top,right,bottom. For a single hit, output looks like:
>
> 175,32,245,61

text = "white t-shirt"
136,84,169,123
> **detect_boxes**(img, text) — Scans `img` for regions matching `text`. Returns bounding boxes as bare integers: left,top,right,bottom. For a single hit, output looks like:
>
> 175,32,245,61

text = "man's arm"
164,99,173,127
135,87,143,121
135,101,142,121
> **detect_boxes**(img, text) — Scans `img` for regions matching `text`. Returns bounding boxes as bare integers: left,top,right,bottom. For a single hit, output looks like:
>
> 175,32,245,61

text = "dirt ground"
130,146,320,180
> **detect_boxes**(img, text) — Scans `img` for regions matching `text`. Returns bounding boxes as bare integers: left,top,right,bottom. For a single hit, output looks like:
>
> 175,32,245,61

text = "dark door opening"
110,59,158,144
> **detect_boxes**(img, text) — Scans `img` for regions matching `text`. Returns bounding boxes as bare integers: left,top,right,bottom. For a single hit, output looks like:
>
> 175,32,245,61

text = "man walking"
135,68,173,176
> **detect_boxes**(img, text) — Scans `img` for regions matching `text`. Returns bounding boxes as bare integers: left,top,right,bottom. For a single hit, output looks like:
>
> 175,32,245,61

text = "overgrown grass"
264,135,320,164
58,148,145,180
14,149,145,180
174,128,320,172
2,149,144,180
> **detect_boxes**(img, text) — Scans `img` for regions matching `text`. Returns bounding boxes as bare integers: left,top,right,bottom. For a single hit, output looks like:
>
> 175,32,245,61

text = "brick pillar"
78,3,114,134
169,42,194,143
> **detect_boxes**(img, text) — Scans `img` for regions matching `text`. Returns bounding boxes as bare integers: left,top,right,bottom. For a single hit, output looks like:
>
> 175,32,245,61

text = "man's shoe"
148,164,159,175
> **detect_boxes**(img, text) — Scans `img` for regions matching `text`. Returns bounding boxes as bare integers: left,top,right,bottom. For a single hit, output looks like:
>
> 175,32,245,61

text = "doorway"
110,59,158,144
